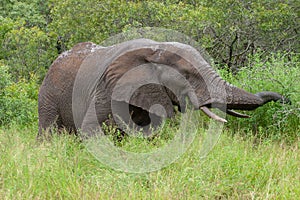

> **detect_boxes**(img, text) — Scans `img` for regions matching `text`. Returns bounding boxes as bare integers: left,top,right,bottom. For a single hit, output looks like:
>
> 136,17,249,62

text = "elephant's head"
90,39,288,133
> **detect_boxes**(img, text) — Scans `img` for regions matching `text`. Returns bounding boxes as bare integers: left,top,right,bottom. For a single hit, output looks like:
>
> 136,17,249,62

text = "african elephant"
38,38,288,139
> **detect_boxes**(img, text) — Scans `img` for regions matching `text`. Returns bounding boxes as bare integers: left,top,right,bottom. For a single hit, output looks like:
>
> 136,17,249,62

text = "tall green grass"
0,125,299,199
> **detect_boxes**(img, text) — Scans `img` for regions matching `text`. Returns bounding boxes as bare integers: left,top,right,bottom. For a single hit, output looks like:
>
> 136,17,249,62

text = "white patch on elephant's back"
57,50,71,59
90,44,105,53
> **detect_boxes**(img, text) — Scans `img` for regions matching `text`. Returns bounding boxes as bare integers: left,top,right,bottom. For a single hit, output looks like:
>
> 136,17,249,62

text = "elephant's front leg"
80,97,105,139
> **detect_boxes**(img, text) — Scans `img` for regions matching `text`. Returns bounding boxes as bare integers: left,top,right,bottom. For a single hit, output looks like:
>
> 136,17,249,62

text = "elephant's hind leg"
37,103,62,141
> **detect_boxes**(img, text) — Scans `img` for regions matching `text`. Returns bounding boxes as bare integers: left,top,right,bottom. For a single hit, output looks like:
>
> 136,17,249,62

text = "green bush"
0,65,39,127
48,0,298,71
3,25,57,80
219,52,300,141
1,1,55,81
1,0,298,82
0,0,49,28
0,65,12,90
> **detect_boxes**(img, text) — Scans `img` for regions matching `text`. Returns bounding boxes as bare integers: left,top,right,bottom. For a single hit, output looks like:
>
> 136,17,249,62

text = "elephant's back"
42,42,101,93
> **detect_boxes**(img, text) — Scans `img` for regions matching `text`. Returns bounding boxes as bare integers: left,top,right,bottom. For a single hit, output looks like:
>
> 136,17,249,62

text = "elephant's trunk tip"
255,91,291,105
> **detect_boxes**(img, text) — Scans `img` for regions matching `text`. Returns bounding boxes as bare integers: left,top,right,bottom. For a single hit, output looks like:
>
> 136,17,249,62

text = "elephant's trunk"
227,86,289,110
226,86,265,110
199,84,289,122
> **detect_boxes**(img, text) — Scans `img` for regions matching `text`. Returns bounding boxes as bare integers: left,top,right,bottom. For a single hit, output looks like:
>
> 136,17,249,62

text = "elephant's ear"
102,39,211,115
109,61,175,118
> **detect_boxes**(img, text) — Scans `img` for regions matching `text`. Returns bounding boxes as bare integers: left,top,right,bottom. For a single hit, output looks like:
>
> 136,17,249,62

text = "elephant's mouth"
199,104,250,123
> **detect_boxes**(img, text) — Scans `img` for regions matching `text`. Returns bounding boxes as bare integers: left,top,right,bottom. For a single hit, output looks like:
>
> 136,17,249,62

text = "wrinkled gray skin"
38,39,288,139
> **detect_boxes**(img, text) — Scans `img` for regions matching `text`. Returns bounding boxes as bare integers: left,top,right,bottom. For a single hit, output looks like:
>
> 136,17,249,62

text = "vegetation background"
0,0,299,199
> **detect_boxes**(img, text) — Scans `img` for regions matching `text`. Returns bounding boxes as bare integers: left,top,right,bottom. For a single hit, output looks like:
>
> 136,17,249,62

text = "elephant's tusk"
200,106,227,123
226,109,250,118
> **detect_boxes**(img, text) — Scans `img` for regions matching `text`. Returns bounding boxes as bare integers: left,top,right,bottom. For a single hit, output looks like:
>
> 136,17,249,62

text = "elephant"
38,38,289,139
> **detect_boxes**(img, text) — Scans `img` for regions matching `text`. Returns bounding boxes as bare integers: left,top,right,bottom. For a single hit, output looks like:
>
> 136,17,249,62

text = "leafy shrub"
3,25,57,81
0,17,17,60
48,0,298,71
0,65,12,90
1,0,298,83
0,65,39,127
219,52,300,141
0,0,49,28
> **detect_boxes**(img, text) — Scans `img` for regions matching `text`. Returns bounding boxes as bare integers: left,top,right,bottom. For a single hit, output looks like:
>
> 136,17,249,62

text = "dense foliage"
0,65,38,126
218,52,300,141
0,0,299,141
1,0,298,75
